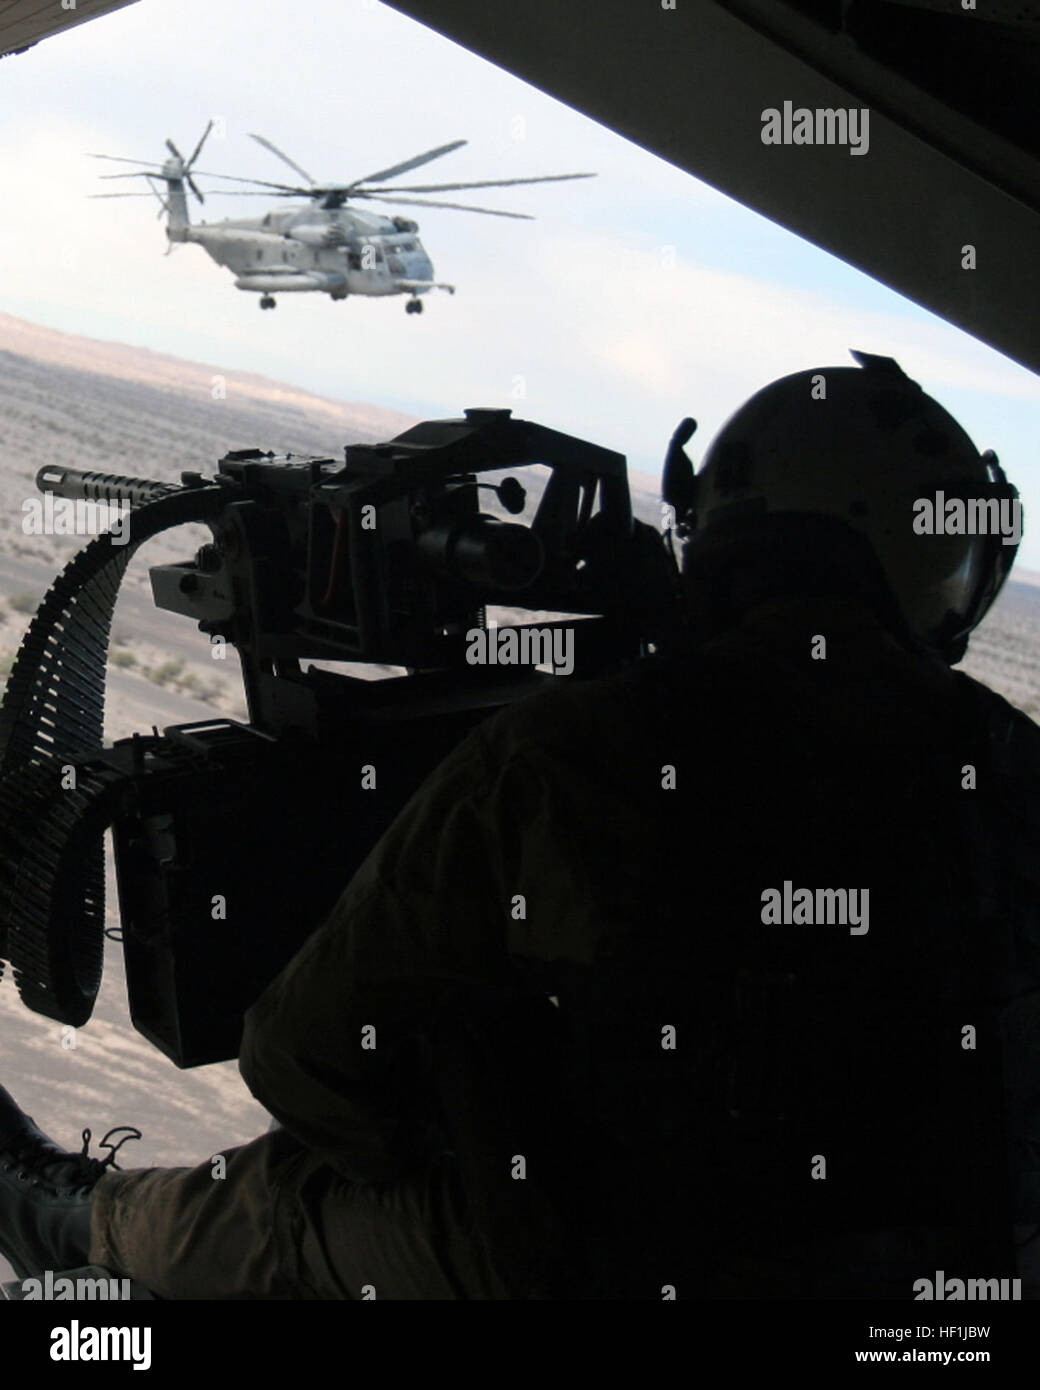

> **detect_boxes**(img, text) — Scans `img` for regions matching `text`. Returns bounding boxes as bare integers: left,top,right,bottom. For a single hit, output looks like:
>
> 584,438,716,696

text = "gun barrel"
35,465,179,508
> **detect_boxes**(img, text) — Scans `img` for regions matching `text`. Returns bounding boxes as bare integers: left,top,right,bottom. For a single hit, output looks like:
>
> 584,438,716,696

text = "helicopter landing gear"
405,298,423,315
260,295,277,310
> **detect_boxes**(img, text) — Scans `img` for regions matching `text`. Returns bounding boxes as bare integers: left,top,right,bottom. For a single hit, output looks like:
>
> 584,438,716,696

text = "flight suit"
87,596,1040,1298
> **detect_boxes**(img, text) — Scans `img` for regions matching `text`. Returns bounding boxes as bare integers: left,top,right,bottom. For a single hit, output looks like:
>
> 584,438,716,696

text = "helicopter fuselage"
174,202,447,305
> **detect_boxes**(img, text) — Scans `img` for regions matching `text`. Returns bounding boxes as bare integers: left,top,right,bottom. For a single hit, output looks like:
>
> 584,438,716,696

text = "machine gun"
0,409,680,1067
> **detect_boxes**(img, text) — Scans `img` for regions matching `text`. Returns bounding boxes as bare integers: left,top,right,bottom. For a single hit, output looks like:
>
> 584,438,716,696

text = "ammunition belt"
0,486,225,1023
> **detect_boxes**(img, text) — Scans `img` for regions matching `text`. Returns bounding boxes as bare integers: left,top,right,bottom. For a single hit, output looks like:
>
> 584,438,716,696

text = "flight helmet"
663,351,1020,663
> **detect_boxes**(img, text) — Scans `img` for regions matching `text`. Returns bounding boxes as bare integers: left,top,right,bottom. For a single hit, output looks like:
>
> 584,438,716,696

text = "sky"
0,0,1037,561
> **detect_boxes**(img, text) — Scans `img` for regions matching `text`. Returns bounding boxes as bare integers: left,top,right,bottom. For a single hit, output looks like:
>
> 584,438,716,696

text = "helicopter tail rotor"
165,121,213,205
90,121,215,208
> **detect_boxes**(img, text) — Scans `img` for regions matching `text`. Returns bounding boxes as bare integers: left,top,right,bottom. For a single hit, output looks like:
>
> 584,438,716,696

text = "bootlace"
2,1123,142,1193
79,1124,143,1176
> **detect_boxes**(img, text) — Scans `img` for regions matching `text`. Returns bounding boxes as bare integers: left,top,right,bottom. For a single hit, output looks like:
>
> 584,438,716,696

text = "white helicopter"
91,123,594,312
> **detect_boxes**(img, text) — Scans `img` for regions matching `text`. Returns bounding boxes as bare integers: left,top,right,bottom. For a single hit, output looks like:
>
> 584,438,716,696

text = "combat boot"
0,1083,140,1280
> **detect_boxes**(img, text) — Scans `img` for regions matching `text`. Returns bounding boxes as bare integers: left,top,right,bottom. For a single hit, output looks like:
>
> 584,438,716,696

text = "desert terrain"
0,312,1036,1286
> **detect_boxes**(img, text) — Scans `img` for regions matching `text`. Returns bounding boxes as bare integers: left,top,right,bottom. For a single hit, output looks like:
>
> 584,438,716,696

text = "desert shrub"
150,659,185,686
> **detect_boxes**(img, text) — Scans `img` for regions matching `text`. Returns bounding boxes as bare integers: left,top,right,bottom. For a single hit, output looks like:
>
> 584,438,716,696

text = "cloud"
529,230,1040,407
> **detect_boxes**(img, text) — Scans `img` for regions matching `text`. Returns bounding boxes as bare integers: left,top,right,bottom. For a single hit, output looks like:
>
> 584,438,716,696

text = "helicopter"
91,123,595,312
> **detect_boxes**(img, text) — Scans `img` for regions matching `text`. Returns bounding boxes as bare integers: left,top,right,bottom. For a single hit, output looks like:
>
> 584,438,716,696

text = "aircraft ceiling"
385,0,1040,377
0,0,137,61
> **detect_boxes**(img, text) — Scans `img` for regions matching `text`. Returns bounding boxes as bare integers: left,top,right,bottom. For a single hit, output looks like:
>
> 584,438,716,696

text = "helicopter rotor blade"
186,169,311,192
182,189,297,196
91,173,170,213
90,136,591,224
359,172,596,194
98,168,224,194
186,120,215,171
186,173,352,202
192,188,341,200
347,139,467,189
249,134,315,186
88,153,168,168
144,174,170,218
352,192,534,219
98,167,211,188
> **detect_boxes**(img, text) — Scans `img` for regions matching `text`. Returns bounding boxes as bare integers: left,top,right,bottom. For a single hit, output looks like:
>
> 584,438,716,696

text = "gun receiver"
0,411,678,1065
